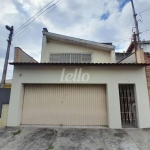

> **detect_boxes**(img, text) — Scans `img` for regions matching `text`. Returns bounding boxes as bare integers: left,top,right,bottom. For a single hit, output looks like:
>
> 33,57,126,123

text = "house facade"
126,41,150,102
126,41,150,53
7,29,150,129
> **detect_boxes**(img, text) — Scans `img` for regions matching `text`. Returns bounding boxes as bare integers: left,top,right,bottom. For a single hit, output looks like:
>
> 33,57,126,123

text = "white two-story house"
7,28,150,129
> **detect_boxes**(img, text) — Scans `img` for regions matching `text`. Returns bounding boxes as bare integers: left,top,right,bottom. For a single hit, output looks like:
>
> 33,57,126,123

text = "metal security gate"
119,85,137,127
21,84,107,126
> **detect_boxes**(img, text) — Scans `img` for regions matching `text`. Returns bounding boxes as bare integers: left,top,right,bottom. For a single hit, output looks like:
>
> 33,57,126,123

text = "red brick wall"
144,53,150,101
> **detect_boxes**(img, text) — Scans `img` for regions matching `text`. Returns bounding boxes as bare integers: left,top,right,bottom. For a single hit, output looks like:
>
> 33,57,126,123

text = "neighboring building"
7,28,150,129
144,53,150,102
0,104,9,129
115,52,131,62
0,82,11,128
0,79,11,128
126,40,150,102
126,41,150,53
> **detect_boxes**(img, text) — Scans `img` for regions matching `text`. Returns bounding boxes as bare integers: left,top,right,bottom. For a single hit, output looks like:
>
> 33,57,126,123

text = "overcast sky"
0,0,150,79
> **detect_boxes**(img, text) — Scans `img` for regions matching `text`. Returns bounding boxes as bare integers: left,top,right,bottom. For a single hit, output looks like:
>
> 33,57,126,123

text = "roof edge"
43,31,115,51
9,62,150,66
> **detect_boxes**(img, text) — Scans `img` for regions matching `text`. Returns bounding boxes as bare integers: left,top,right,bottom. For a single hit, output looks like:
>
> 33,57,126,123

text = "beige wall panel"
0,105,9,129
21,84,107,126
119,53,136,63
41,40,112,63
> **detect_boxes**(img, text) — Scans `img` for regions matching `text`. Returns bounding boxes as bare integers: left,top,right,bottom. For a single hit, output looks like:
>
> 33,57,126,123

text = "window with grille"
60,54,70,63
82,54,91,63
50,53,92,63
71,54,81,63
50,54,60,63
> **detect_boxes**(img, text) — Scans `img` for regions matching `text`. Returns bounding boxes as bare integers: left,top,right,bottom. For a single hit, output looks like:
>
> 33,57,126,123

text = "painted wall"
0,104,9,129
7,65,150,129
119,53,136,63
41,37,114,63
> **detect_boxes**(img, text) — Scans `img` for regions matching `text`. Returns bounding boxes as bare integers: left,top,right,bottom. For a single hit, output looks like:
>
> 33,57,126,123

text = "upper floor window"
50,53,92,63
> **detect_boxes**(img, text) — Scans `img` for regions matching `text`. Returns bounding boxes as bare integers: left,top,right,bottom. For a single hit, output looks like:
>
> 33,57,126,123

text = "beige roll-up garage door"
21,84,107,126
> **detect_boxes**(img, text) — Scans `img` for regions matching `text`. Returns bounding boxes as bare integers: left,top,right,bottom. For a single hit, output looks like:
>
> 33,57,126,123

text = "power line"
14,24,131,43
115,13,133,46
98,37,131,43
116,15,133,42
13,0,131,43
14,28,131,43
121,17,133,36
42,0,64,17
15,0,55,33
138,7,150,14
140,25,150,31
13,27,29,39
139,30,150,41
13,0,63,39
114,39,131,47
140,28,150,34
140,31,150,36
115,40,131,49
14,0,61,35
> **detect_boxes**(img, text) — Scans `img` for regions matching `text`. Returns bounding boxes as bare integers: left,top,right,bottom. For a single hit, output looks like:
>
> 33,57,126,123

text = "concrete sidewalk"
0,127,150,150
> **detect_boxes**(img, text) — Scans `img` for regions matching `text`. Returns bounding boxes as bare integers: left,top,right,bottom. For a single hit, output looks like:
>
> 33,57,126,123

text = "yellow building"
0,79,11,128
0,79,11,88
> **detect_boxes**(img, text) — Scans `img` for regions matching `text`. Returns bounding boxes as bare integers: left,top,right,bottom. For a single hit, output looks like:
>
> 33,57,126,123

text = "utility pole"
130,0,141,49
1,26,13,88
133,32,137,52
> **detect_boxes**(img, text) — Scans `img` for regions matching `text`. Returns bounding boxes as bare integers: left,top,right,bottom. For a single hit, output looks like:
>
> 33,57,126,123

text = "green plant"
46,146,54,150
12,130,21,135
